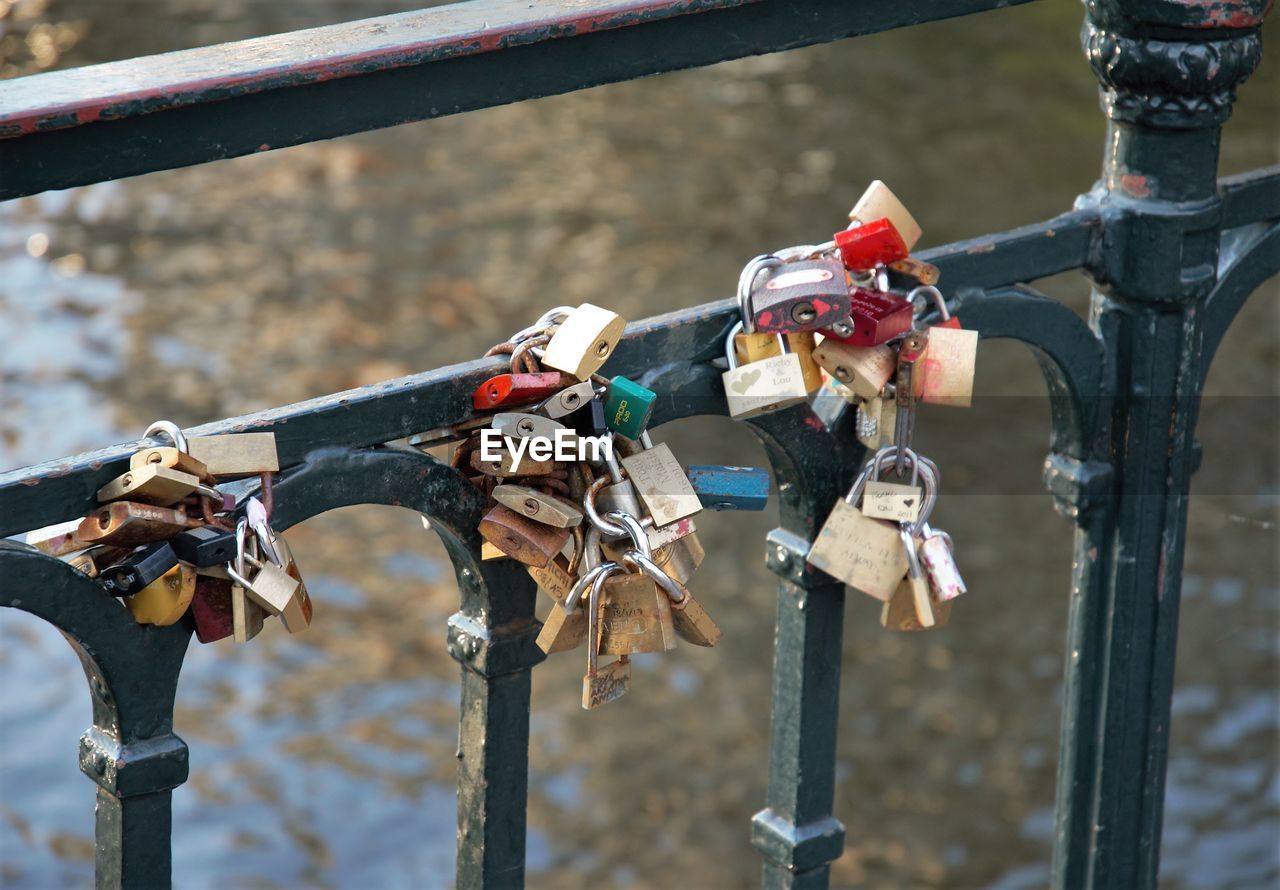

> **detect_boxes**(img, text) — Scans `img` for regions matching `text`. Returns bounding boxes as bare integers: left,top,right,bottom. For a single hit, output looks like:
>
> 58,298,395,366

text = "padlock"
170,526,236,568
478,503,572,568
596,570,676,656
858,448,924,524
129,446,208,478
537,561,608,655
228,520,266,643
540,302,626,380
833,218,909,272
806,448,940,601
644,515,698,550
582,565,631,709
481,541,508,561
529,555,578,607
748,257,851,333
472,372,570,411
24,519,90,557
918,523,967,602
492,484,583,528
625,550,720,647
619,437,701,528
469,445,556,477
96,464,201,506
879,527,950,630
268,533,314,634
227,552,299,616
848,180,922,250
566,397,608,438
603,376,656,440
721,321,809,420
185,431,280,478
190,575,235,643
125,562,197,626
811,339,896,401
888,257,940,286
822,288,914,348
686,465,770,511
912,287,977,408
602,526,703,584
492,412,573,444
734,330,823,393
537,380,598,419
99,541,181,597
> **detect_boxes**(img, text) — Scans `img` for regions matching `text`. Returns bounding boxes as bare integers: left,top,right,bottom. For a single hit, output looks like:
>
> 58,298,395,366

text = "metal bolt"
774,545,792,568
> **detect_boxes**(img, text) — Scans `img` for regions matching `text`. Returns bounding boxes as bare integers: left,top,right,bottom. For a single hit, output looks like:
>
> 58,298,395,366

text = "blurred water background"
0,1,1276,887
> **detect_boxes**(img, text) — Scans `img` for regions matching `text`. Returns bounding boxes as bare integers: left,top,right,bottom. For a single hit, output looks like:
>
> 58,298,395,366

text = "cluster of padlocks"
22,422,311,642
719,181,977,629
439,303,771,708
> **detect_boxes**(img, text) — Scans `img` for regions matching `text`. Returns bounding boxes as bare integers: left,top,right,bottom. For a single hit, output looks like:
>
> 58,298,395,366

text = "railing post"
1053,2,1268,887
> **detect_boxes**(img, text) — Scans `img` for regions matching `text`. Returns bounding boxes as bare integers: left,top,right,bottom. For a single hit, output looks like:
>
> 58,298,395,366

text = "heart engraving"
903,498,915,508
730,369,762,395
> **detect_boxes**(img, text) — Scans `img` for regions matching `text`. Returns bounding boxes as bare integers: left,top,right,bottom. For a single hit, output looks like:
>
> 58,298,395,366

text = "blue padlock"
686,465,770,511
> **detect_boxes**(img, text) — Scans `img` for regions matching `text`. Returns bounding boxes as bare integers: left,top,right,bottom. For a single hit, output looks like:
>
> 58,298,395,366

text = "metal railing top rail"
0,0,1041,200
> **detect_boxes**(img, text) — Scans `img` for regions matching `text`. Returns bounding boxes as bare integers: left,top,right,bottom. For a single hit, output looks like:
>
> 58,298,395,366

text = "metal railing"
1,1,1276,887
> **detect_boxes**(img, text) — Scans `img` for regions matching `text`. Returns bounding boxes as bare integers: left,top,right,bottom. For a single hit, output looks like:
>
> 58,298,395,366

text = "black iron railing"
1,1,1276,887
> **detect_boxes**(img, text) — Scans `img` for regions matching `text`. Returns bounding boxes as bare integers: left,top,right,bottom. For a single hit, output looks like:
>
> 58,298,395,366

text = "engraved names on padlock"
620,443,701,528
860,481,922,523
806,504,907,601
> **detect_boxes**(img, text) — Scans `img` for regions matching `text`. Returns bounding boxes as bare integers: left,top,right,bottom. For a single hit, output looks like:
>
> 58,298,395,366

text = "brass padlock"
227,520,267,643
605,531,704,584
913,286,977,408
186,432,279,478
228,553,299,616
582,565,631,709
478,503,572,568
811,339,896,401
721,321,809,420
96,464,201,506
129,446,208,478
537,561,607,655
734,330,823,393
125,562,197,626
596,570,676,656
626,550,720,647
880,529,950,630
492,484,583,528
541,302,626,380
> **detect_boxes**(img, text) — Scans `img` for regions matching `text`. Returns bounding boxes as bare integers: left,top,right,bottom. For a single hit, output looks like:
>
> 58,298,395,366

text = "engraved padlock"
811,338,896,401
721,321,809,420
537,560,611,655
603,375,656,440
822,288,914,348
618,431,701,528
596,567,676,656
805,446,935,601
880,526,952,631
734,329,823,393
582,564,631,709
747,254,851,333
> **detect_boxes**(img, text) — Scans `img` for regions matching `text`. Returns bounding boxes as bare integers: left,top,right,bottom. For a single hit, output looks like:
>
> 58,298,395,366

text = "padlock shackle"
604,511,653,560
908,285,949,324
899,526,925,580
143,419,188,454
736,254,781,333
585,562,623,677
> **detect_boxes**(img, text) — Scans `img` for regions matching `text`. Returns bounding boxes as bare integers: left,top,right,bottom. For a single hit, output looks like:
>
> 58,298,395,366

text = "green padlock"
604,376,656,440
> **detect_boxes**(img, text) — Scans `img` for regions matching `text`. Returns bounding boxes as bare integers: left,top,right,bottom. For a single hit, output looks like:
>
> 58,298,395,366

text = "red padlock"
190,575,235,643
750,258,852,333
472,372,571,410
833,218,909,272
820,288,914,347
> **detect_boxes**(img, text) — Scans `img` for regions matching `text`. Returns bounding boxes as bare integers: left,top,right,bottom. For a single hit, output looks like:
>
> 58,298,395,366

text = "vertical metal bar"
93,789,175,890
1053,2,1267,885
747,411,863,889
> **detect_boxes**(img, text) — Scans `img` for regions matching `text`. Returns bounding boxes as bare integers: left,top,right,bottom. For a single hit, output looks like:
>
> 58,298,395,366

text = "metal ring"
143,420,187,453
604,511,652,560
564,561,617,611
908,285,949,323
620,550,686,604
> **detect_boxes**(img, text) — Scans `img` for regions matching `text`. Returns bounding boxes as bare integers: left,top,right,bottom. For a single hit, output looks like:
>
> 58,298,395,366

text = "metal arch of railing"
0,0,1275,887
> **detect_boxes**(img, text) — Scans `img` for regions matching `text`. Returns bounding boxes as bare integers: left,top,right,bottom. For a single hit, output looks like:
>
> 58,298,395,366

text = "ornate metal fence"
1,1,1275,887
